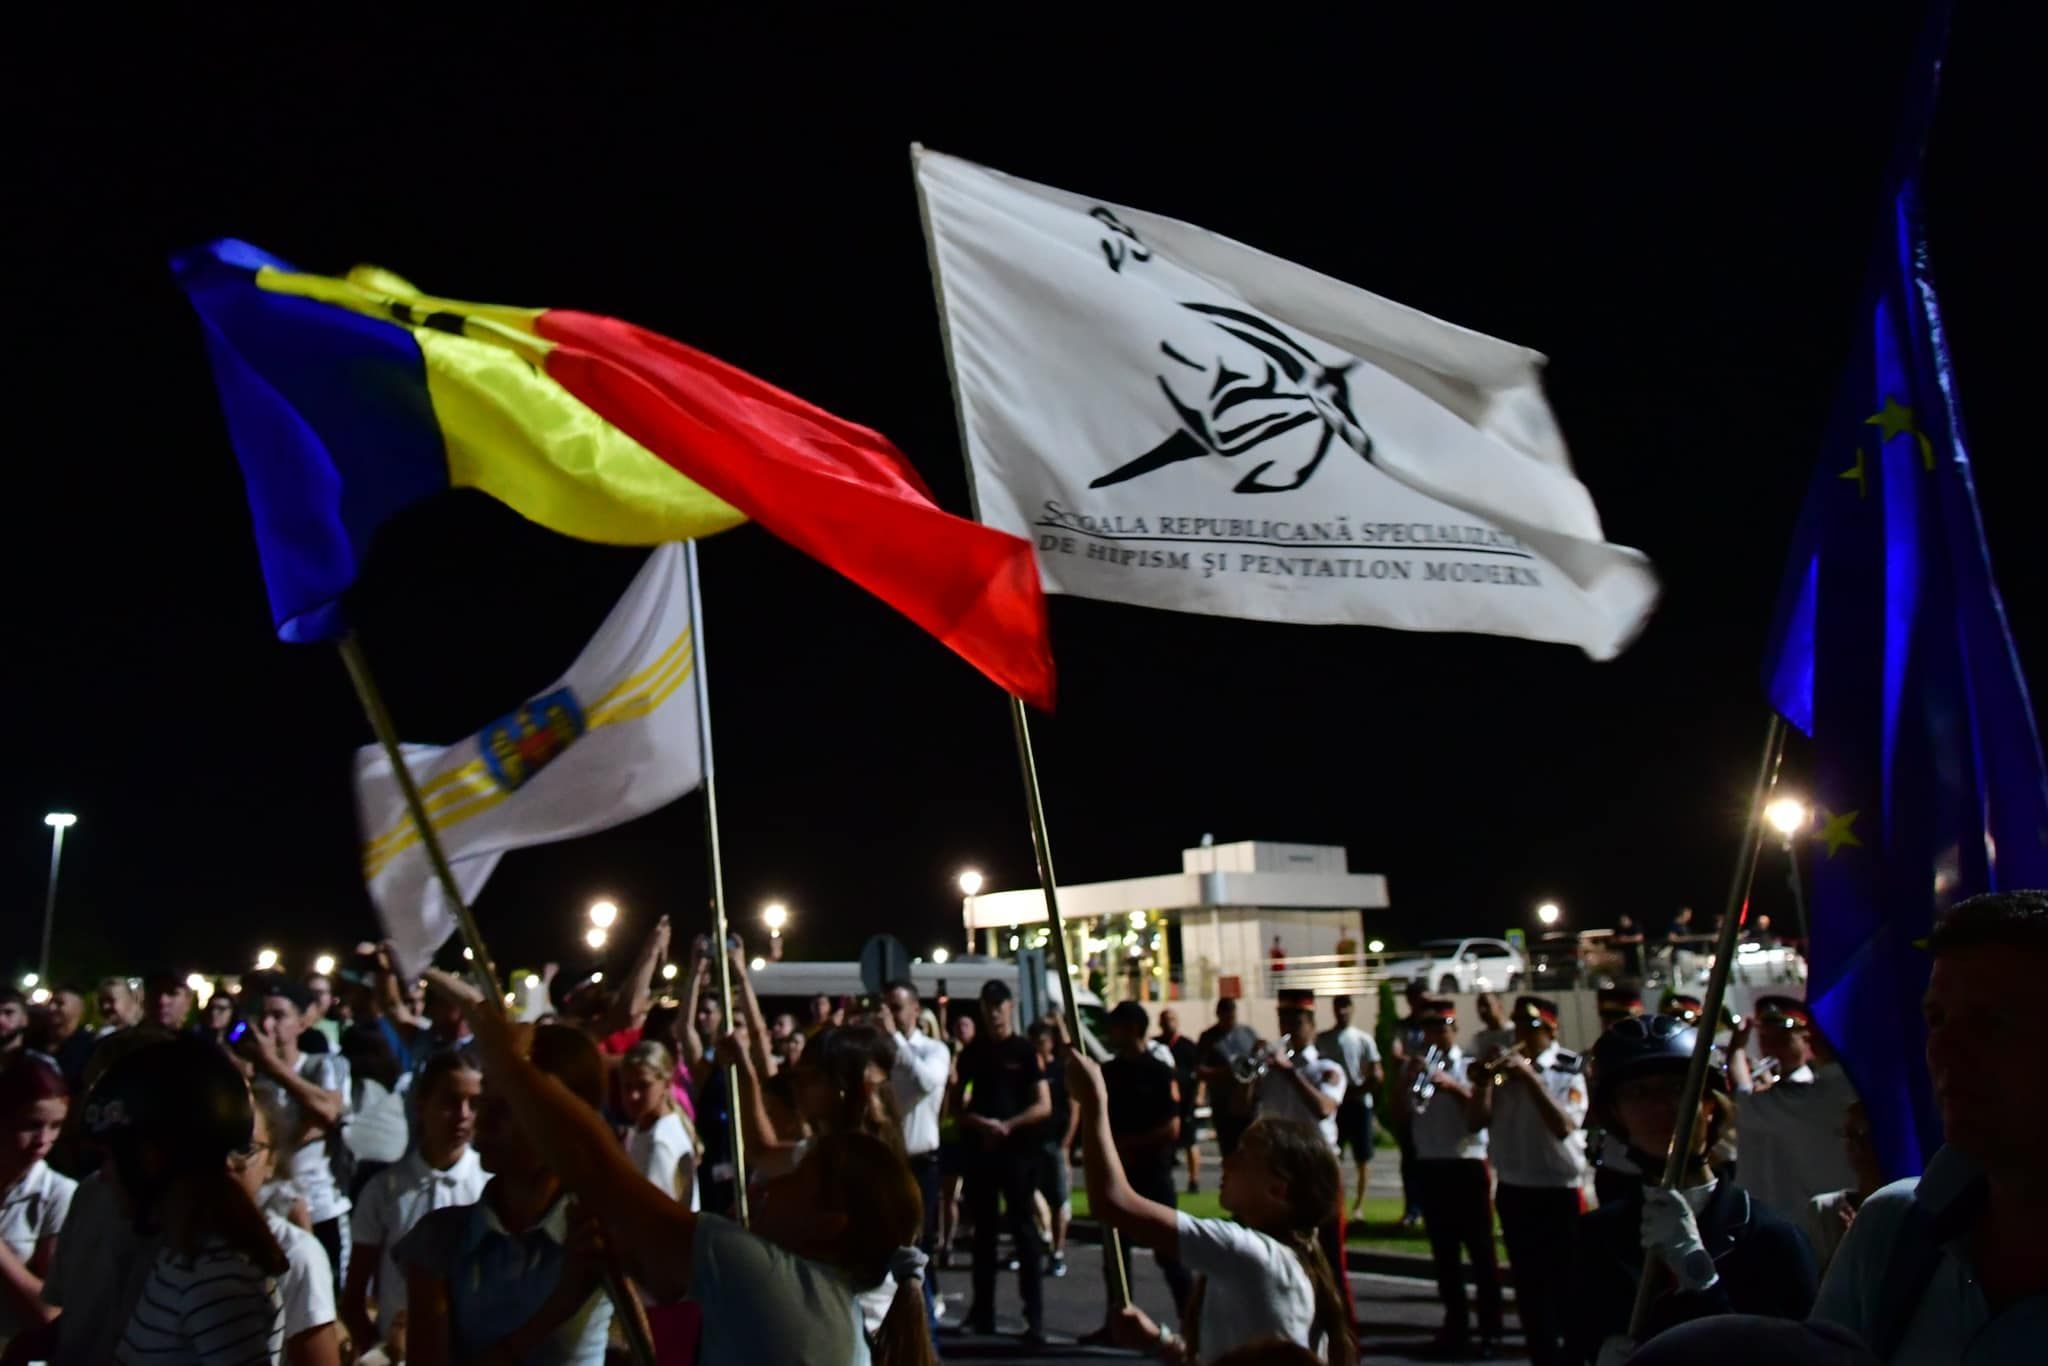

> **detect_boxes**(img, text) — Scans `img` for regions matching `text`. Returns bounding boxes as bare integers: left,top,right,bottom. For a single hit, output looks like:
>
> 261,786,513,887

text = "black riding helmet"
1590,1013,1729,1109
85,1034,255,1169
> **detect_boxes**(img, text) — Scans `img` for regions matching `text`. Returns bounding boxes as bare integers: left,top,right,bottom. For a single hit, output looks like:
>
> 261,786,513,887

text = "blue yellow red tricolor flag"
172,239,1054,709
1762,20,2048,1179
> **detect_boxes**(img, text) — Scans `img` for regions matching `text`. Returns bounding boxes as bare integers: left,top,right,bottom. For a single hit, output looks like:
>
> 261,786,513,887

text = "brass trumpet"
1232,1042,1296,1084
1410,1045,1449,1113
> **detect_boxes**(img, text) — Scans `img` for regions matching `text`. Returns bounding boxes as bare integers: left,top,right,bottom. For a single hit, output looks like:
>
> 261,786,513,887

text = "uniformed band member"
1470,994,1588,1366
1258,988,1357,1330
1387,979,1435,1228
951,978,1051,1342
1597,986,1645,1029
1397,999,1503,1356
1727,996,1860,1221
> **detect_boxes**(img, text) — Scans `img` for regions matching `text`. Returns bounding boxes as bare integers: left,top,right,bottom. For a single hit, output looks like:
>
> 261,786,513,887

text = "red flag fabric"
535,309,1054,709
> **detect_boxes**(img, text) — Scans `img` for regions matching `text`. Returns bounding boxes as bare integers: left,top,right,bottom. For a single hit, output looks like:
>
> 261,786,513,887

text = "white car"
1379,937,1526,994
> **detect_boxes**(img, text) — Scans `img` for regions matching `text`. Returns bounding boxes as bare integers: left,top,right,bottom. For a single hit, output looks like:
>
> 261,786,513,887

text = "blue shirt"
394,1189,611,1365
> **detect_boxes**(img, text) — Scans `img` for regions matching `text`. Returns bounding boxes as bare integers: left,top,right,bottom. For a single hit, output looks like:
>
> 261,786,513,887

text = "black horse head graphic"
1090,303,1371,494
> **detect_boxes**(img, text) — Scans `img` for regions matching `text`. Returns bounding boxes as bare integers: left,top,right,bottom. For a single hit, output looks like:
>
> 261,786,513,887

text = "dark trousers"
909,1152,941,1324
1106,1167,1193,1317
1593,1164,1641,1212
1393,1115,1423,1218
1214,1112,1252,1158
1496,1182,1583,1366
965,1149,1044,1329
311,1216,344,1296
1415,1159,1502,1341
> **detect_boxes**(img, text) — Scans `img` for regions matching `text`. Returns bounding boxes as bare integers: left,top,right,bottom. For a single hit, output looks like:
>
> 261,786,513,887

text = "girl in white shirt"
1066,1051,1357,1365
237,1096,341,1366
0,1055,72,1348
620,1041,700,1211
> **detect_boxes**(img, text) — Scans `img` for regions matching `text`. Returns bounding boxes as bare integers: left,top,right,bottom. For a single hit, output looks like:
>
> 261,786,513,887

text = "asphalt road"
934,1238,1525,1363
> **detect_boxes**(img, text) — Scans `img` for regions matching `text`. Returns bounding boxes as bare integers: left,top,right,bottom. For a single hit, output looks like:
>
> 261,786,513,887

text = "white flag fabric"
914,148,1658,658
355,543,701,976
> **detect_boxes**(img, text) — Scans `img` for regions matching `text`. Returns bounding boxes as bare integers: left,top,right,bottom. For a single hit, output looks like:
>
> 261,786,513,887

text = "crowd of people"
0,889,2039,1362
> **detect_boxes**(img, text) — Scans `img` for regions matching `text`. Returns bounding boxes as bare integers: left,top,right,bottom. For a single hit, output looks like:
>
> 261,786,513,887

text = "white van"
740,955,1109,1054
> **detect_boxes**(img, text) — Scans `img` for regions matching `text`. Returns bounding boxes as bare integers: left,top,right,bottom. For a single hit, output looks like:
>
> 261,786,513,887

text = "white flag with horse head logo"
354,542,702,977
914,147,1657,659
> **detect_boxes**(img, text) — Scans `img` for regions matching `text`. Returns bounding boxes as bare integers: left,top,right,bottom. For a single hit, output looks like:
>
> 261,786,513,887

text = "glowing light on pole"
1765,797,1810,838
254,948,280,971
1536,902,1562,928
39,813,77,987
584,926,608,951
313,954,337,978
588,900,619,929
932,947,951,965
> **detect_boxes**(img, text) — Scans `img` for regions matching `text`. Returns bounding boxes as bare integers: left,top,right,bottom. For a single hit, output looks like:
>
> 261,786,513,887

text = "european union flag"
1763,165,2048,1179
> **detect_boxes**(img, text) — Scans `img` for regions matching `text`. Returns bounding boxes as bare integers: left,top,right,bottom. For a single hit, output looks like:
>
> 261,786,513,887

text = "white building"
963,840,1389,1038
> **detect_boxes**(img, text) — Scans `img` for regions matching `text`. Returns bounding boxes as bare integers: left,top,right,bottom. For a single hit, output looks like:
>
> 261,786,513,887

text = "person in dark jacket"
1567,1014,1817,1364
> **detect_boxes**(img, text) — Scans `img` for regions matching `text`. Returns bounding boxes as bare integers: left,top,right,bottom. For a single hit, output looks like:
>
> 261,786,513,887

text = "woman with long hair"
1066,1050,1357,1365
724,1022,904,1182
0,1055,71,1349
90,1035,289,1362
427,969,938,1366
620,1039,700,1210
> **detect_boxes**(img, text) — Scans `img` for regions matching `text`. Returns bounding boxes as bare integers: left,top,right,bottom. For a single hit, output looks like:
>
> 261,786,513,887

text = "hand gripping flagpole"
682,539,752,1225
910,143,1133,1310
1626,712,1788,1340
337,634,660,1366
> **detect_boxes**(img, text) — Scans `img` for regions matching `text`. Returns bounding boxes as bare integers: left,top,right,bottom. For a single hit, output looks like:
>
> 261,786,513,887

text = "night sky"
9,6,2039,984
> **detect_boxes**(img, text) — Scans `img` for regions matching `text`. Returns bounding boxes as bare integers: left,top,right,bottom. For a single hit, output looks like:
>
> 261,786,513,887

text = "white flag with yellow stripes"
354,542,701,976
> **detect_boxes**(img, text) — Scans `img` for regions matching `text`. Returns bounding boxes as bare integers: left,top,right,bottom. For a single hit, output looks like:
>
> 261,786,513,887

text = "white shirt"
266,1212,337,1342
1814,1156,2048,1363
43,1169,157,1364
1487,1044,1588,1188
626,1111,700,1211
344,1076,411,1166
1314,1024,1381,1097
1255,1043,1347,1148
116,1242,285,1365
1176,1212,1315,1357
1737,1059,1859,1218
1411,1044,1487,1161
889,1027,952,1157
0,1160,74,1340
257,1051,352,1223
351,1146,487,1322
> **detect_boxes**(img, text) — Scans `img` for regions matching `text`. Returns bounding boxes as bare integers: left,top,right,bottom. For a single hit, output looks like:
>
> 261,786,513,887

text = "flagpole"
1626,712,1788,1339
683,539,751,1225
910,143,1133,1309
337,634,659,1366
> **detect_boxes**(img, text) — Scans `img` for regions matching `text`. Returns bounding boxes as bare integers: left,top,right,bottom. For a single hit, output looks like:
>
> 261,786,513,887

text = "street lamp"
584,926,608,951
1766,794,1813,947
957,870,984,897
661,962,678,981
1536,902,1562,928
1367,939,1386,954
313,954,337,978
932,947,951,965
1765,798,1810,838
762,903,788,933
39,813,76,986
254,948,280,972
588,900,619,930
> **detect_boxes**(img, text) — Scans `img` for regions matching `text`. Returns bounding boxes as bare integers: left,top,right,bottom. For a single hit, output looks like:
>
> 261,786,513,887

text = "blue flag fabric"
1763,171,2048,1180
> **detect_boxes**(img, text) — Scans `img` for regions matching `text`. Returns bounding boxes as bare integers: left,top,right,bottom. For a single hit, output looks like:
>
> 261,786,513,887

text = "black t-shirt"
959,1034,1046,1147
1162,1035,1200,1109
1037,1053,1070,1147
1104,1053,1180,1182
